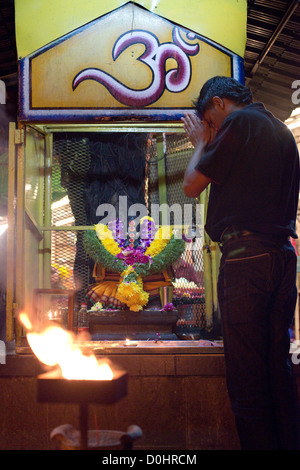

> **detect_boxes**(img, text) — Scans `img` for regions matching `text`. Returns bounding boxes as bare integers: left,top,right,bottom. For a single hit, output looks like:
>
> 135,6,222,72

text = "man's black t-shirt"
196,102,300,242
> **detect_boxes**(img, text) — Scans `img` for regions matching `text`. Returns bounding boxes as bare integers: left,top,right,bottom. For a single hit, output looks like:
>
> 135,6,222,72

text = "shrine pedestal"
88,309,179,340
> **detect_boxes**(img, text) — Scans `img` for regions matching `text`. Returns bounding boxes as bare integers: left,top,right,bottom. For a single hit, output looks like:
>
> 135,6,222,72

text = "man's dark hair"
194,76,253,118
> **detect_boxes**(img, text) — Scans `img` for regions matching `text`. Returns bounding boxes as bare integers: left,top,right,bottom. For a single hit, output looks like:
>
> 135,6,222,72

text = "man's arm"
183,144,212,197
182,113,212,198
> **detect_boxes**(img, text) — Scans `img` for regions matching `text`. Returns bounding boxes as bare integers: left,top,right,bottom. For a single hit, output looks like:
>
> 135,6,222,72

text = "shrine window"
18,127,220,343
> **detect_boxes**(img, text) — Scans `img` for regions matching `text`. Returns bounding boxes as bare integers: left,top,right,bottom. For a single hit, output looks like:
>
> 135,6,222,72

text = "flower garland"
144,225,172,257
95,223,121,256
83,217,185,312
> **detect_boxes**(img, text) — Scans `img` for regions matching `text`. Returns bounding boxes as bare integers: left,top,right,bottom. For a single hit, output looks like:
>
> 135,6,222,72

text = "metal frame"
6,123,17,341
7,121,219,343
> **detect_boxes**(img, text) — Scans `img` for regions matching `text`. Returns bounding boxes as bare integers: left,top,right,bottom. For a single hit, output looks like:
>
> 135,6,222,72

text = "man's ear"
212,96,224,109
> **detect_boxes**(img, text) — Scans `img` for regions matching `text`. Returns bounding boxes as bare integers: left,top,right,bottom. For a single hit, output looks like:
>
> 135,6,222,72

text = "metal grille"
52,137,91,309
147,134,206,333
51,132,206,334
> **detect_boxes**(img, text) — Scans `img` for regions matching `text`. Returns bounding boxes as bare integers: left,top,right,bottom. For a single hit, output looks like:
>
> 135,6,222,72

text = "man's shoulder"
224,102,282,131
219,106,251,133
230,103,265,121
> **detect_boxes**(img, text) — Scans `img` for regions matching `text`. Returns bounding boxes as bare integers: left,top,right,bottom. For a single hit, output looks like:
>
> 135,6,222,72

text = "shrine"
0,0,273,451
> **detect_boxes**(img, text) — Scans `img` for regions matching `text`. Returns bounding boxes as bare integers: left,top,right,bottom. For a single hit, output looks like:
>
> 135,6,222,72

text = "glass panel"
22,126,46,321
24,224,42,313
24,127,45,224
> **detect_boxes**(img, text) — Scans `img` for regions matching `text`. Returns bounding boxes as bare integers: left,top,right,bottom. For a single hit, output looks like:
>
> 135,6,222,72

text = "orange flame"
19,313,113,381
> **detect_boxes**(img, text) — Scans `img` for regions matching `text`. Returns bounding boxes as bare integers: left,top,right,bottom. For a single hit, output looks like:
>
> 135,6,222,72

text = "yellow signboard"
15,0,247,59
19,3,244,122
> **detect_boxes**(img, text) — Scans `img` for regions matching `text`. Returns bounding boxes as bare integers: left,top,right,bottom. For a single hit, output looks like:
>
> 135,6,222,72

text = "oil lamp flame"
19,312,113,381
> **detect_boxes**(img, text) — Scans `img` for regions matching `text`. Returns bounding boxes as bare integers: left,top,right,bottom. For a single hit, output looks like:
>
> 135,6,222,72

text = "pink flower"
116,248,151,265
161,303,175,311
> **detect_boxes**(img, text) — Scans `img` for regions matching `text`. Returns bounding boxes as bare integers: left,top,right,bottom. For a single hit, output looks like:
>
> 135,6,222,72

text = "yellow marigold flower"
58,266,68,277
145,226,172,257
130,304,143,312
122,265,134,278
95,224,121,256
116,279,149,312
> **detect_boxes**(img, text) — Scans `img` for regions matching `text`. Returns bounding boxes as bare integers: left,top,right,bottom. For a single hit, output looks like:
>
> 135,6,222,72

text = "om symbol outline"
72,26,200,107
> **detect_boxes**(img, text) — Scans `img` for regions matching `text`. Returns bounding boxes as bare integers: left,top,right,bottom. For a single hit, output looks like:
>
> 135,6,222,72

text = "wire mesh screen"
147,134,206,334
51,132,206,334
51,137,92,313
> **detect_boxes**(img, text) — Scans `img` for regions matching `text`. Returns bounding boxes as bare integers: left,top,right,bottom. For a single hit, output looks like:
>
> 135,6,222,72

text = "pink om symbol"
72,27,199,107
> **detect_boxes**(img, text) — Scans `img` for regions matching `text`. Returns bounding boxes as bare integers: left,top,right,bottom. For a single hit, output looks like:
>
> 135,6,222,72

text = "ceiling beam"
249,0,300,77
